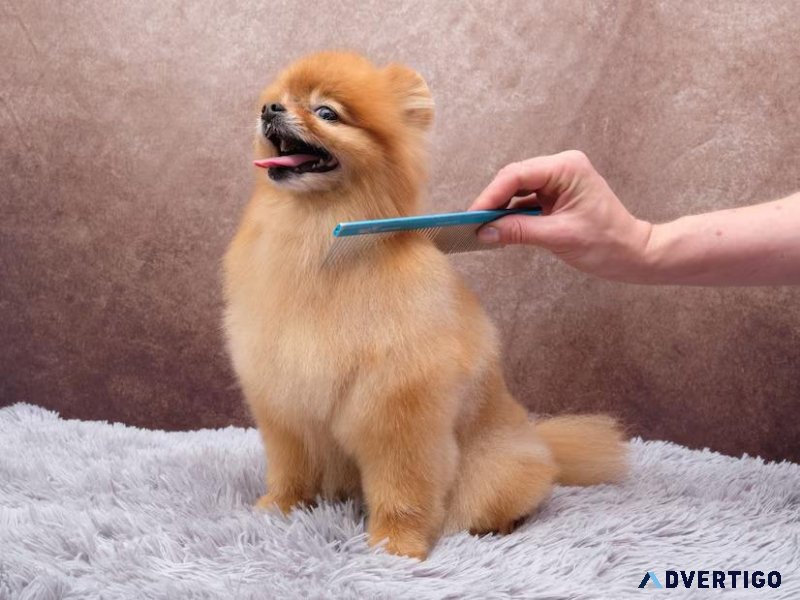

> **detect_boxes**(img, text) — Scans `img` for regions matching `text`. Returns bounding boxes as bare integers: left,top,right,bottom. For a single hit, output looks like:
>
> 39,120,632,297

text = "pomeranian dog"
223,51,627,559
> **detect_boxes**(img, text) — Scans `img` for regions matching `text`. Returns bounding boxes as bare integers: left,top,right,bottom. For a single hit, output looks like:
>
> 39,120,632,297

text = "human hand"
470,150,654,282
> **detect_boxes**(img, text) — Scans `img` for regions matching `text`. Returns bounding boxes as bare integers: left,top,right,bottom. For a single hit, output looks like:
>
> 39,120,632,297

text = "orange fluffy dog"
223,51,627,559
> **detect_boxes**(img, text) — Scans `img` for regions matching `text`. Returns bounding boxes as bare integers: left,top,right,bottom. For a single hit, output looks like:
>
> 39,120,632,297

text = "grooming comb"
323,207,542,267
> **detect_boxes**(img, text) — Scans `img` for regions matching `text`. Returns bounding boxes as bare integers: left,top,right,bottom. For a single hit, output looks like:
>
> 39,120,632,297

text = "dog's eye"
314,106,338,122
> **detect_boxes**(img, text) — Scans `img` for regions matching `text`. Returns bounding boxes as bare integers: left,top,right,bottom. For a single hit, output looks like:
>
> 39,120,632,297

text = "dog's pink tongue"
254,155,318,169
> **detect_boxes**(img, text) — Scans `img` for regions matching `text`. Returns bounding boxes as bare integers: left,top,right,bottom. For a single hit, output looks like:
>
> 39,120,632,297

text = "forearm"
636,193,800,285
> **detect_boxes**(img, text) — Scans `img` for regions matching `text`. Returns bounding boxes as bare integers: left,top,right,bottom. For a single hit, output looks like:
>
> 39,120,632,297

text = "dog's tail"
534,414,628,486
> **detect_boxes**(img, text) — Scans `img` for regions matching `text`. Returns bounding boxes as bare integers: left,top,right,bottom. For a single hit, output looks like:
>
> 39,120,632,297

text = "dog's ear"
383,64,434,131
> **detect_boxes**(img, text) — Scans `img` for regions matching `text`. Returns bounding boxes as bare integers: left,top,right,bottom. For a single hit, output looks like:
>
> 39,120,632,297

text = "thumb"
477,214,565,248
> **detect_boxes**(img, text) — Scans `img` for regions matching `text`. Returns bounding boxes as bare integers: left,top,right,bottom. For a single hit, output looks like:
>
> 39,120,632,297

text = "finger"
477,213,568,248
507,193,537,209
469,163,535,211
469,155,565,211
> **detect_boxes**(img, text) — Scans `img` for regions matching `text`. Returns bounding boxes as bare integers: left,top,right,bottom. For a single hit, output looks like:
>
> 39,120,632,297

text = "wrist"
607,218,660,284
633,220,678,284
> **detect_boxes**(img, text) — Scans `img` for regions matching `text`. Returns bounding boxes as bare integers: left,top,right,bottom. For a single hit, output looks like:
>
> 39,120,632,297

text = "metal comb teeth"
322,231,395,268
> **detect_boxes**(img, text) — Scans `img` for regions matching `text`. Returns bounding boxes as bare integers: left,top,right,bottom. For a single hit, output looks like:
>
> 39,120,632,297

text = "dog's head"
254,52,433,194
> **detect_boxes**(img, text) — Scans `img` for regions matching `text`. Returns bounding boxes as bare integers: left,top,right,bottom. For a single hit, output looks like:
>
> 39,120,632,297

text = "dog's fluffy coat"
223,52,627,559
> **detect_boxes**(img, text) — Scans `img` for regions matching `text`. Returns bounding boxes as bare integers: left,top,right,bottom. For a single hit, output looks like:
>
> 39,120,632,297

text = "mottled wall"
2,1,799,460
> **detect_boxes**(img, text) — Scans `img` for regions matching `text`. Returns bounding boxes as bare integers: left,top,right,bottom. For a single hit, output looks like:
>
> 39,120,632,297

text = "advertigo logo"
638,570,782,590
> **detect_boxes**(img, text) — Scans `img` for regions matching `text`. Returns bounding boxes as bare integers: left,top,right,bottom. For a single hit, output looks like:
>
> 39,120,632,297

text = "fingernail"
478,226,500,243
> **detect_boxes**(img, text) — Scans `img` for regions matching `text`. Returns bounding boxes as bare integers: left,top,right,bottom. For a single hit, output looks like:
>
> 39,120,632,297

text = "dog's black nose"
261,103,286,122
262,103,285,114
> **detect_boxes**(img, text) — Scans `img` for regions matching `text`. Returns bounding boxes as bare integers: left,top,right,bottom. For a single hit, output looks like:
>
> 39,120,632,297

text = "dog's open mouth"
255,132,339,179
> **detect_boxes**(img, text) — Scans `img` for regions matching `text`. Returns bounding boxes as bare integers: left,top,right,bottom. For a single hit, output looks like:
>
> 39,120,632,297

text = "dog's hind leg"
445,420,557,535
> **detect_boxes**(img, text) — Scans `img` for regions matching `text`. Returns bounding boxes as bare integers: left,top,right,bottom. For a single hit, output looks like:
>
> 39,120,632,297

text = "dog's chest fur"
224,218,459,430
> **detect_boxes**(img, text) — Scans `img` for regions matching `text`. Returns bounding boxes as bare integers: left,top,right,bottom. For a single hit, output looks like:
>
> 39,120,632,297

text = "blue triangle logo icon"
638,571,664,588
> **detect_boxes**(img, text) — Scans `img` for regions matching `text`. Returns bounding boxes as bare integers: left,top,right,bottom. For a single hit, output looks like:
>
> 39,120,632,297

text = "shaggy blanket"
1,403,798,600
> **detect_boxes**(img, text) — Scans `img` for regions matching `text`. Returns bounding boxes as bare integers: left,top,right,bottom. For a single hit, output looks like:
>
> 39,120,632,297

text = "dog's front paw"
254,491,305,514
368,526,430,560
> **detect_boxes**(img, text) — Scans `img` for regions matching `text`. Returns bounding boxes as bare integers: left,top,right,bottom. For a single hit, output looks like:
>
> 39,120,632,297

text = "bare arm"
470,150,800,286
641,198,800,285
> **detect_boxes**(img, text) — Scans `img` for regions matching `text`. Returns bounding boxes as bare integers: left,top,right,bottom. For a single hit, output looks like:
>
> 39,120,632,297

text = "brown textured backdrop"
2,1,799,461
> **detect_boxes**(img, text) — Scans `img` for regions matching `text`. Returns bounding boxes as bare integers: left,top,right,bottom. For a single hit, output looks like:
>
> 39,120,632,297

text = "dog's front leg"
337,381,459,560
253,413,318,513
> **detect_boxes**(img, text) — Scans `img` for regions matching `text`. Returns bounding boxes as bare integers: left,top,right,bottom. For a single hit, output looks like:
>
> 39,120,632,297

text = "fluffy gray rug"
1,403,798,599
